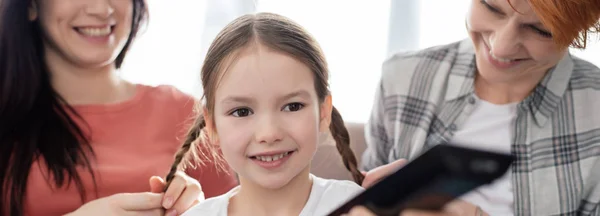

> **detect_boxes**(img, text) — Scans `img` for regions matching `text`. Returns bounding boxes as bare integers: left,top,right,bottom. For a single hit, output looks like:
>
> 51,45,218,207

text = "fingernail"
166,209,178,216
163,196,173,208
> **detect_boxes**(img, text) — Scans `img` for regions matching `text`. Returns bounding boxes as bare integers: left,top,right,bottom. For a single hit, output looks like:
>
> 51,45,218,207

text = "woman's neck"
229,167,313,216
45,48,135,105
474,70,547,104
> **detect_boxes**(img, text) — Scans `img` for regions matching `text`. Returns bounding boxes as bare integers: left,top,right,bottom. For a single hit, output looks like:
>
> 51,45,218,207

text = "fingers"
400,210,450,216
390,158,408,167
149,176,166,193
343,206,377,216
362,158,408,188
443,199,480,216
166,185,204,216
342,207,451,216
128,208,164,216
115,192,164,211
163,173,187,209
163,171,204,214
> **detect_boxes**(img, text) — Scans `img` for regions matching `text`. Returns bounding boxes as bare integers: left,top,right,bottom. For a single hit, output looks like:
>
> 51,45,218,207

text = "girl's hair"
516,0,600,48
165,12,364,188
0,0,148,215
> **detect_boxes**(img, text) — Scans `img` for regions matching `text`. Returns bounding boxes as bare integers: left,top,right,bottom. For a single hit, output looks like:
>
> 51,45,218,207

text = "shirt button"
468,97,476,104
449,124,457,131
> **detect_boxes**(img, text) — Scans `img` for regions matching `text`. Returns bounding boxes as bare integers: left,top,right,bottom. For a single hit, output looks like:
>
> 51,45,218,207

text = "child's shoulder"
181,186,239,216
300,175,364,216
312,175,364,195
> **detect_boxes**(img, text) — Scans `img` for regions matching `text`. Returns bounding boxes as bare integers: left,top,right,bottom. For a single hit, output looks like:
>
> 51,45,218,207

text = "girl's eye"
283,103,304,112
231,108,253,117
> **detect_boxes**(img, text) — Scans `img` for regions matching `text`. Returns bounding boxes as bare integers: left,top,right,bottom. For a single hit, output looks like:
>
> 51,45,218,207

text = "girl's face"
208,43,331,189
33,0,133,68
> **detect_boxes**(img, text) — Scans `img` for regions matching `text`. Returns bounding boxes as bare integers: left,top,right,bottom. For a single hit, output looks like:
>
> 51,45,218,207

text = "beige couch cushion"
310,122,366,181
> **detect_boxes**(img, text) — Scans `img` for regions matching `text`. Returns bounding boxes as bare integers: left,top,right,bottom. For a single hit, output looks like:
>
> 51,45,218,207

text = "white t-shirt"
182,174,364,216
450,98,518,216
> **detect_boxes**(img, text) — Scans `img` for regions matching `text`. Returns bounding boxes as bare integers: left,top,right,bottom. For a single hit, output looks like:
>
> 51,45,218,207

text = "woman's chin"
68,49,121,68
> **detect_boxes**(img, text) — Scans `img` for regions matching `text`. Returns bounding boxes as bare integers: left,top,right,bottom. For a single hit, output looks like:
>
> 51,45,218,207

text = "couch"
310,122,368,181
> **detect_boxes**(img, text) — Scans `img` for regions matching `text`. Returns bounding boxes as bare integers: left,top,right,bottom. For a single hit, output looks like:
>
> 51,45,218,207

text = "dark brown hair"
164,12,364,188
0,0,148,215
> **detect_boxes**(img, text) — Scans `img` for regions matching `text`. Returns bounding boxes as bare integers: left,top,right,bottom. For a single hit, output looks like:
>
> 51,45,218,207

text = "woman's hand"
399,200,488,216
343,158,406,216
344,200,487,216
65,192,165,216
361,158,408,188
349,159,488,216
149,171,204,216
65,171,203,216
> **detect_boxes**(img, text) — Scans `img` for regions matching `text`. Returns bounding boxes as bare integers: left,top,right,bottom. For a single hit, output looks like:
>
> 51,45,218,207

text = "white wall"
120,0,600,123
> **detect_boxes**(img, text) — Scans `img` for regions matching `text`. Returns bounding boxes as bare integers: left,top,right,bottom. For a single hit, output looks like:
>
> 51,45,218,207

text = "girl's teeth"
256,152,290,162
78,27,111,36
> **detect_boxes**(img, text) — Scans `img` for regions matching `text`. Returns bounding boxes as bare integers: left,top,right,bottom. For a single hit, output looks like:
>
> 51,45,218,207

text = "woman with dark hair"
0,0,237,216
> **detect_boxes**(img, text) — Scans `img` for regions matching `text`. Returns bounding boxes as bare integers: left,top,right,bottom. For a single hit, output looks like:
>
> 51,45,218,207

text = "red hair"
517,0,600,48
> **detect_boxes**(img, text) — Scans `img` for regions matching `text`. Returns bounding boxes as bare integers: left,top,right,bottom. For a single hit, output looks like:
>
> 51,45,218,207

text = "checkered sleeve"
361,78,391,171
579,157,600,215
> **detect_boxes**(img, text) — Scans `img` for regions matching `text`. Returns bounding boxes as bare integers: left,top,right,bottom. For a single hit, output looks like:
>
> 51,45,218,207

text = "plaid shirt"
361,39,600,215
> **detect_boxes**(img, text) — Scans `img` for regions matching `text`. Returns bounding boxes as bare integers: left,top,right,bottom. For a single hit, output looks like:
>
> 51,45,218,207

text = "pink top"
23,84,237,216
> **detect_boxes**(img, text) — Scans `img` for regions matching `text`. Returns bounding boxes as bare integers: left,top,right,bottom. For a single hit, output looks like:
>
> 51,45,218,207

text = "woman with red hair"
353,0,600,215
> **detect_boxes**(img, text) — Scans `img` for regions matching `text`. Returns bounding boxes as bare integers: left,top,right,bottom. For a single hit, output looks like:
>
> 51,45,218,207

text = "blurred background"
120,0,600,123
